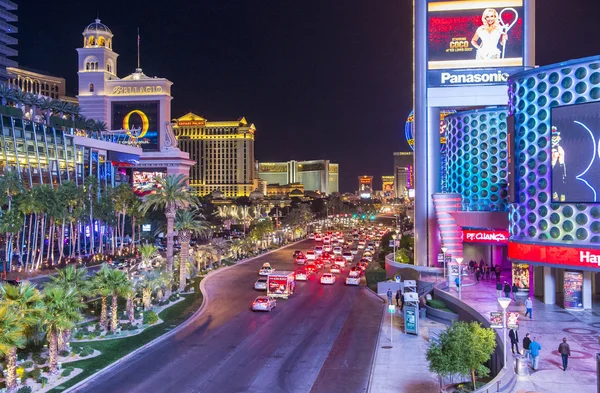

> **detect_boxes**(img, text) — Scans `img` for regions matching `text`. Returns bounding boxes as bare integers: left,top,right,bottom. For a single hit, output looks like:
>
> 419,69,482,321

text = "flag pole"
137,28,140,69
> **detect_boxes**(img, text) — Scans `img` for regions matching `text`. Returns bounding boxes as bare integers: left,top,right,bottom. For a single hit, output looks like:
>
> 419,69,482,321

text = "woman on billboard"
470,8,507,60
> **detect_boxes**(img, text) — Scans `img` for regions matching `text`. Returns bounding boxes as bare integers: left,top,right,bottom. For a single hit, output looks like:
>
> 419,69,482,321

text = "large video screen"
427,1,523,70
133,171,164,197
551,102,600,203
111,101,160,151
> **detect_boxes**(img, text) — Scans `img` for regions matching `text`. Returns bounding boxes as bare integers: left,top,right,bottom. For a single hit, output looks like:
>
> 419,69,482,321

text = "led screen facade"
427,0,524,86
111,101,160,151
551,102,600,203
132,171,164,197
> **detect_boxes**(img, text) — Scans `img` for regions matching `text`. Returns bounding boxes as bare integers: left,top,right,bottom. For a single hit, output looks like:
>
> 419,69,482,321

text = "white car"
329,265,341,274
254,277,268,290
308,233,315,240
348,268,362,278
306,251,316,261
342,251,353,262
259,266,274,276
320,273,336,285
345,276,360,286
252,296,276,311
295,270,308,281
315,234,323,242
357,241,366,249
333,246,342,255
323,244,332,253
314,246,323,255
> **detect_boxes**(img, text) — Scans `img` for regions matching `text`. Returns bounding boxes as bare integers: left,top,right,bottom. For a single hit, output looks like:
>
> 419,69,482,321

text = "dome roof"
83,19,113,36
249,190,264,200
289,189,304,196
211,189,225,199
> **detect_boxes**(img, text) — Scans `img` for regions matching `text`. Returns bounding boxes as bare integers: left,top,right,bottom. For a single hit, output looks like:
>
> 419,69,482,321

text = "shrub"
61,367,74,377
17,352,28,361
94,323,101,331
169,294,179,301
80,347,94,357
37,376,48,387
427,299,447,310
143,310,158,325
106,331,114,336
59,350,70,357
17,387,32,393
29,367,41,379
32,355,46,365
89,332,99,339
21,361,33,369
74,331,85,340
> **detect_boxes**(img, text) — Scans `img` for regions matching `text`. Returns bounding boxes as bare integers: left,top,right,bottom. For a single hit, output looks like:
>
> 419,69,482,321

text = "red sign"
462,229,509,244
508,241,600,270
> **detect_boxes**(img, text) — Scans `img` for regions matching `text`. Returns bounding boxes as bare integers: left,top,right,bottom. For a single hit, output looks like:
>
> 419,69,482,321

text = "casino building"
256,160,339,195
76,19,194,187
173,112,256,198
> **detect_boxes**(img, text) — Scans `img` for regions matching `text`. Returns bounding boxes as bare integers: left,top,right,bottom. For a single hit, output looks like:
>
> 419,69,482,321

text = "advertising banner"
268,276,288,296
564,271,583,310
132,171,164,197
111,101,160,151
508,241,600,271
427,1,524,70
490,311,503,328
404,306,418,335
511,263,529,290
507,312,519,330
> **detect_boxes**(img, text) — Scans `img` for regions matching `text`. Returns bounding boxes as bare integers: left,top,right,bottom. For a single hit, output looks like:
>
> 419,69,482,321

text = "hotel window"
89,83,94,92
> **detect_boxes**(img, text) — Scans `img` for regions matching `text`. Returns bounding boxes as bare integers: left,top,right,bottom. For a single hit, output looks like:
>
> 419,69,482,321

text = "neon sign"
111,86,164,95
508,242,600,270
463,229,509,244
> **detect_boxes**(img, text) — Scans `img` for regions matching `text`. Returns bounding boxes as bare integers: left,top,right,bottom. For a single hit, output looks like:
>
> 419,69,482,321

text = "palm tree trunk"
6,346,17,391
46,218,53,264
100,295,108,330
143,288,151,310
179,240,189,292
89,202,95,255
130,216,136,254
59,329,71,351
111,292,119,331
126,295,135,323
166,206,176,273
48,327,59,373
36,214,46,270
58,219,65,265
120,211,126,253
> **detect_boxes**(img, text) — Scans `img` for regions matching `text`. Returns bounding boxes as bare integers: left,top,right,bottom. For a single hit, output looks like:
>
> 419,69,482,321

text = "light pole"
498,297,512,369
391,234,397,262
441,247,448,280
455,257,464,300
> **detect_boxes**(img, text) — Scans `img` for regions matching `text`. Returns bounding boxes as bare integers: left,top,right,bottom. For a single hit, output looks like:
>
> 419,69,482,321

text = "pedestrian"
479,258,484,271
496,281,503,297
503,281,511,298
486,264,491,280
525,296,533,319
455,276,460,293
558,337,571,371
491,263,496,279
400,291,405,311
469,260,475,273
395,289,401,307
387,288,392,305
512,283,518,299
529,337,542,371
475,268,481,283
495,265,501,282
509,328,520,354
523,333,532,364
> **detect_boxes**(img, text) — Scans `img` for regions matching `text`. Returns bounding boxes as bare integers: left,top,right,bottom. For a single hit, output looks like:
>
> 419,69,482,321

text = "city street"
74,239,383,393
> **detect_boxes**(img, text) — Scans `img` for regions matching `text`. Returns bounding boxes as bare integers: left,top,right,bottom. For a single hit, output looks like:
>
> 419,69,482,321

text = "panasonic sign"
428,67,524,88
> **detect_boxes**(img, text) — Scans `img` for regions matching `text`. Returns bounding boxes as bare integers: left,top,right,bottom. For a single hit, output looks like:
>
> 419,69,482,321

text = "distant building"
256,159,338,195
0,0,17,81
173,112,256,198
7,67,77,102
394,152,414,198
381,175,395,200
266,182,304,198
358,176,373,198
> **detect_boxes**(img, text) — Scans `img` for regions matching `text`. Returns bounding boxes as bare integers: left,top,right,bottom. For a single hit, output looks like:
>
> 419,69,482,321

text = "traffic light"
370,215,375,220
362,214,366,219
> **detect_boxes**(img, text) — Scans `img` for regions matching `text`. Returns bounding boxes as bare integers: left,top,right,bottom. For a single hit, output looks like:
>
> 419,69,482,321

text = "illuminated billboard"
551,102,600,203
427,1,524,86
111,101,160,151
133,171,164,197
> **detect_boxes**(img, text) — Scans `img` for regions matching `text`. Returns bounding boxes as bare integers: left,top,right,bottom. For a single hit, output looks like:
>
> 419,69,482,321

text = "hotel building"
173,112,256,198
0,0,17,81
257,159,338,195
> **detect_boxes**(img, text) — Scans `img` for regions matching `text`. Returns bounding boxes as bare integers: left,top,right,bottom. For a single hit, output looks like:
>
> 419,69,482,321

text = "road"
75,238,384,393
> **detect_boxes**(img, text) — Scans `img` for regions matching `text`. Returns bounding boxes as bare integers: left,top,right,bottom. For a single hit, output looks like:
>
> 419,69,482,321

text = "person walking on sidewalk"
455,276,460,293
509,328,520,354
529,337,542,371
523,333,532,364
495,265,501,282
387,288,393,305
512,283,518,299
503,281,511,298
475,268,481,283
558,337,571,371
496,281,503,297
486,264,491,280
525,297,533,319
395,289,401,307
400,291,405,311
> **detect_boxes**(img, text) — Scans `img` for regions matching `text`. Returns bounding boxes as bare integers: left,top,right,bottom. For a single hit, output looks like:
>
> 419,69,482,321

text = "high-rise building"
358,176,373,198
0,0,17,81
394,151,414,198
6,67,76,101
393,151,413,168
256,159,338,195
173,112,256,198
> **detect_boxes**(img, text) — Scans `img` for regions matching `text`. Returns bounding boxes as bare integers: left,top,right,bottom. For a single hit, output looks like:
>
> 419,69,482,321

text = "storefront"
462,229,509,270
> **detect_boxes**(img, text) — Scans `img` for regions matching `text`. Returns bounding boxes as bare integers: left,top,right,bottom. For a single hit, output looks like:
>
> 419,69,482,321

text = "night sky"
15,0,600,192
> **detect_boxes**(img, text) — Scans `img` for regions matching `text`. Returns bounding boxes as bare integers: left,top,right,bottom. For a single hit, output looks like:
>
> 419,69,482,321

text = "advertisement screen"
111,101,160,151
133,171,164,197
507,312,519,329
551,102,600,203
428,1,523,70
511,263,529,290
564,271,583,310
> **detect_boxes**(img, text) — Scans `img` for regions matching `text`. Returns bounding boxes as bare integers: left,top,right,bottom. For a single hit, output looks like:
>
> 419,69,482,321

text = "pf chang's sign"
508,242,600,270
463,229,509,245
111,86,164,95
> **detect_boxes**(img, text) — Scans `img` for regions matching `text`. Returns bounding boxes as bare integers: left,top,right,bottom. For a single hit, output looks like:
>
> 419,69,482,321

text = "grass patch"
426,299,455,314
365,269,387,292
46,279,204,393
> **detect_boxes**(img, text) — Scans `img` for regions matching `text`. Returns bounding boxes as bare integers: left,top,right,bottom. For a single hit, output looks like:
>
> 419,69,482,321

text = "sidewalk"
369,295,444,393
444,271,598,393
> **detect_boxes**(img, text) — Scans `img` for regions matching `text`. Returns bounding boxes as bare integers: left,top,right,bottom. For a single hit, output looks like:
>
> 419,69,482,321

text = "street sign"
388,304,396,313
389,240,394,247
404,292,418,302
395,275,401,283
404,306,418,335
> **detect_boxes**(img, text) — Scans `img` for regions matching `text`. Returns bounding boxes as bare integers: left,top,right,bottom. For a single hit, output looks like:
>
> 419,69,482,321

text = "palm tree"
136,270,162,310
105,268,131,332
140,174,198,276
0,304,25,392
0,209,23,278
42,286,84,374
210,238,231,266
138,243,161,269
174,209,211,292
0,282,43,392
84,176,99,255
38,97,54,124
0,84,15,106
193,244,218,272
91,264,112,330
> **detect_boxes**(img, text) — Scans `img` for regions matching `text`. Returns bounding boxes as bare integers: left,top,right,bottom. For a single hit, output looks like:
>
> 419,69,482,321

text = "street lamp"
455,257,464,300
498,297,512,369
441,247,448,280
391,234,397,261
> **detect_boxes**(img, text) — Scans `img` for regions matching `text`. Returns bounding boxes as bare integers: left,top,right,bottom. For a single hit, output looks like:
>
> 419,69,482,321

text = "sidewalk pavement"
444,271,598,393
369,295,444,393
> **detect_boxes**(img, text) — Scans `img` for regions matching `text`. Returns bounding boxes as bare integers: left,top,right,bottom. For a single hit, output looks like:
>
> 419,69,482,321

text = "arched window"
98,36,105,46
89,83,94,92
86,62,90,70
95,62,99,70
88,36,95,46
107,39,112,49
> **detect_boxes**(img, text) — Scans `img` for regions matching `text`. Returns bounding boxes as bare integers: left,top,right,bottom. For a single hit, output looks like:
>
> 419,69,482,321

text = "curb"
365,283,385,393
66,238,307,393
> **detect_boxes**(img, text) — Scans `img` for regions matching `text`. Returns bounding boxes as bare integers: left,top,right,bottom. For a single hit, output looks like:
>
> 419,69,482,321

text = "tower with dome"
76,18,194,178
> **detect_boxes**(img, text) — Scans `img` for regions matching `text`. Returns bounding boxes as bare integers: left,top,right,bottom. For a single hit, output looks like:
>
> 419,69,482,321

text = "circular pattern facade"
508,55,600,244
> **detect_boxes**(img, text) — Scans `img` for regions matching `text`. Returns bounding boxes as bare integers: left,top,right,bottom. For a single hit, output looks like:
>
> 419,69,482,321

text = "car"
334,256,346,268
254,277,268,290
295,253,307,265
345,276,361,285
323,244,332,253
357,262,368,270
333,246,342,255
305,264,317,274
363,254,373,262
329,265,341,274
315,259,324,269
252,296,276,311
314,246,323,255
295,269,308,281
351,247,358,255
348,267,362,277
306,250,316,260
342,251,353,262
308,233,315,240
259,266,275,276
320,273,336,285
374,241,381,247
315,234,323,242
359,258,370,265
357,241,366,249
262,262,272,268
293,250,302,258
